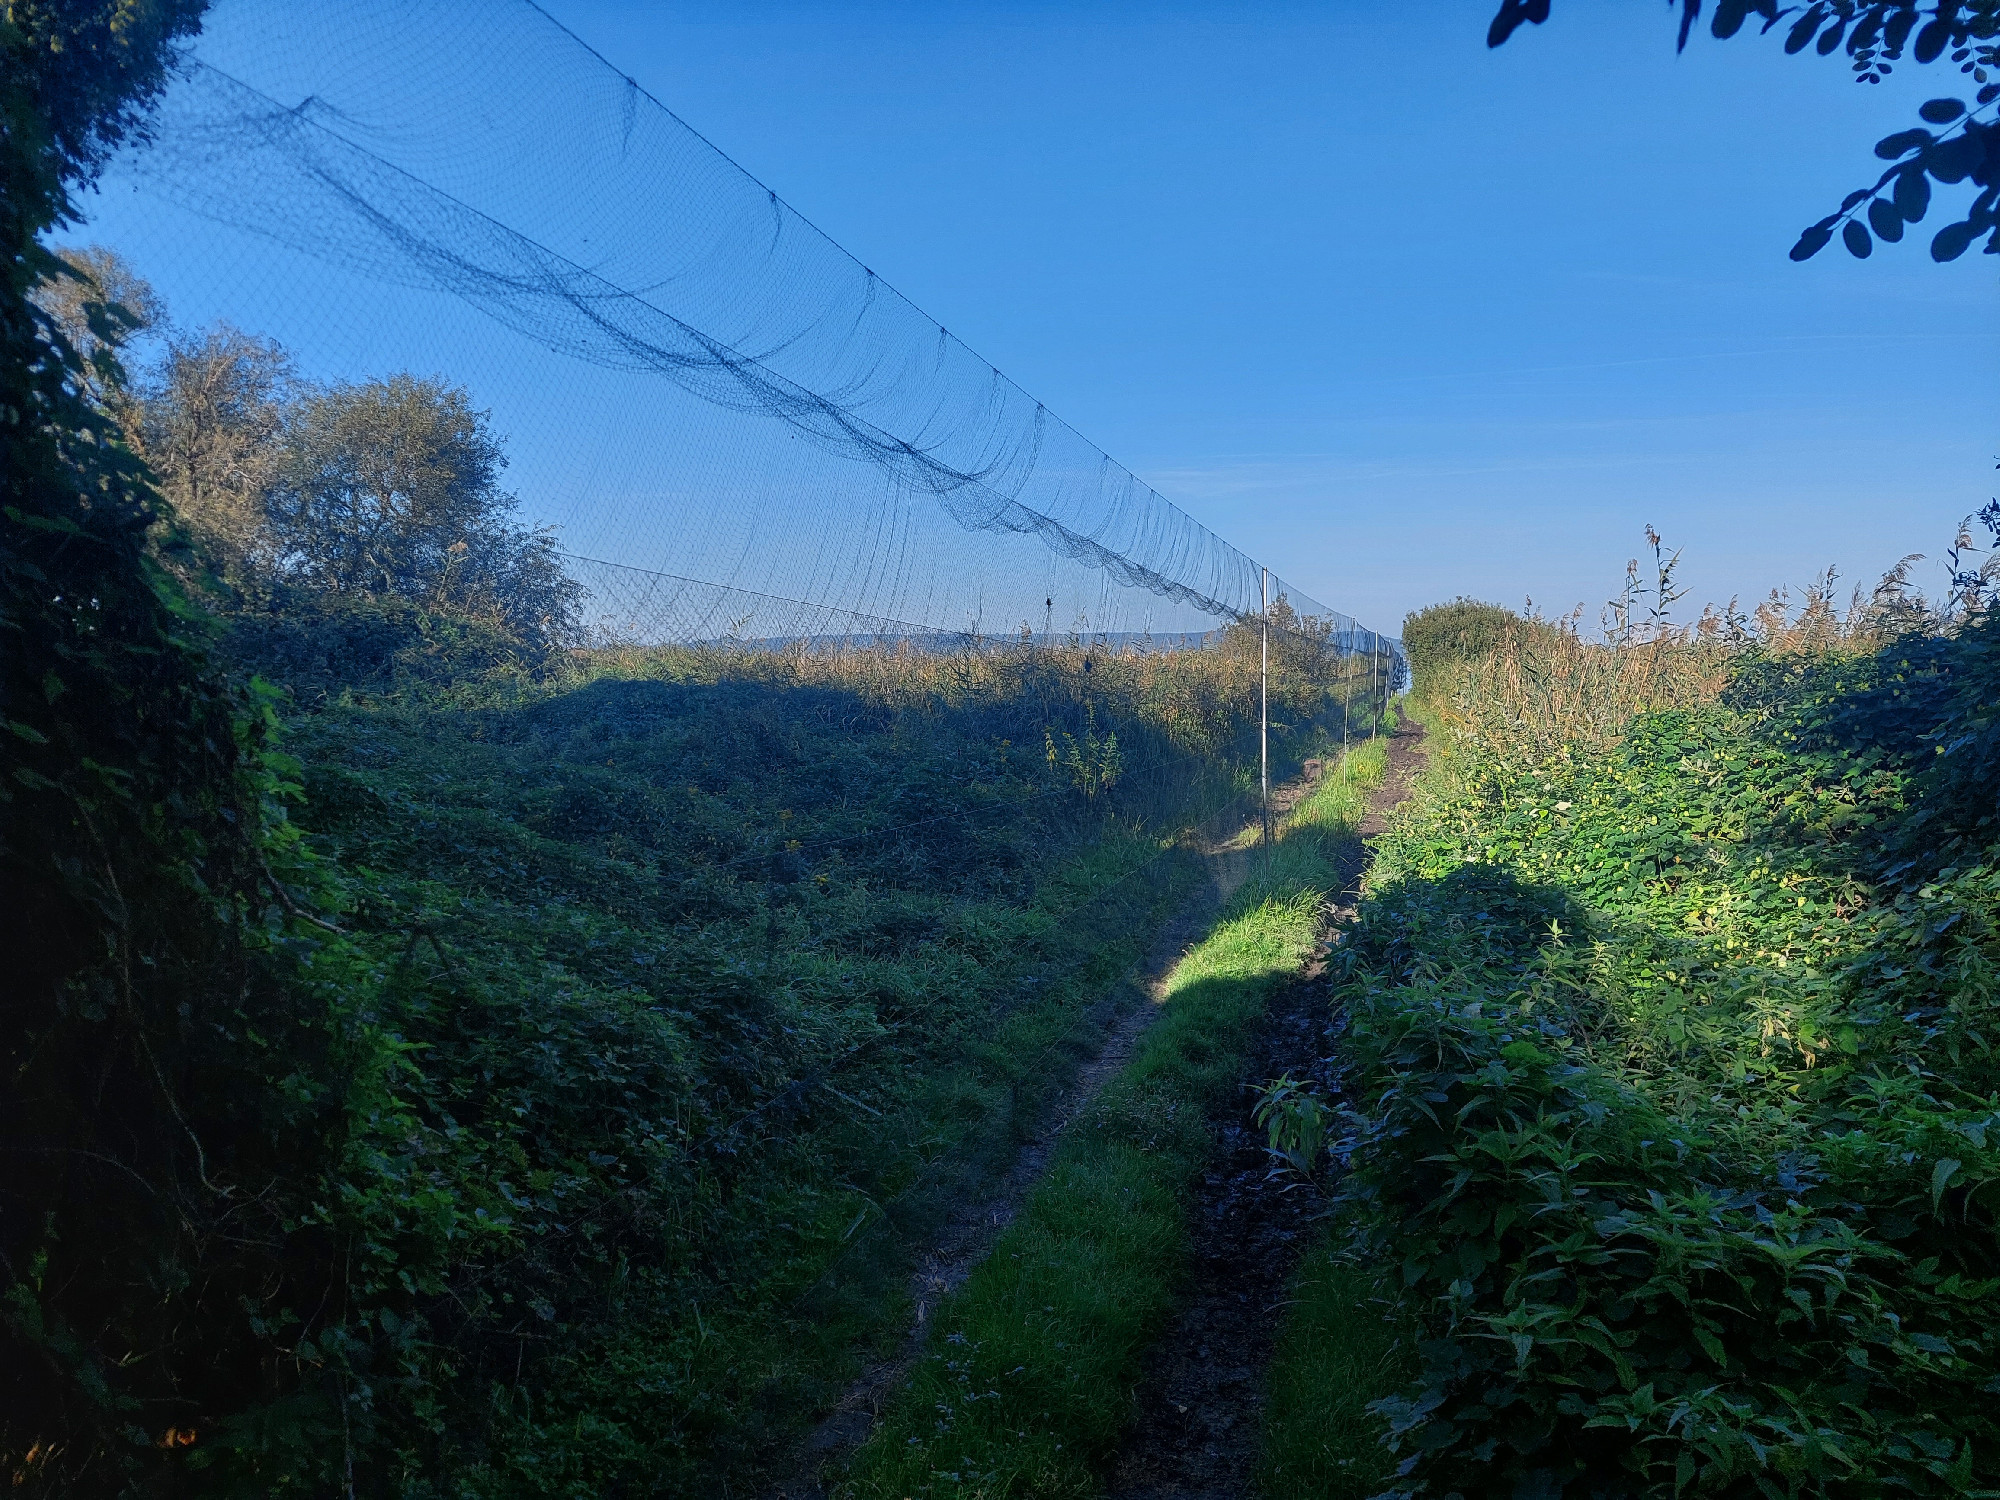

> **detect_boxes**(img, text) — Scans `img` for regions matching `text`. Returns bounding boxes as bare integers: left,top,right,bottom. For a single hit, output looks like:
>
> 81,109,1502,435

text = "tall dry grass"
575,612,1388,761
1421,633,1735,770
1409,568,1908,800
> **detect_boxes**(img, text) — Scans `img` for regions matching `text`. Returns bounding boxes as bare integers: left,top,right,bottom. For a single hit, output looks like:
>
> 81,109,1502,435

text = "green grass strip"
1255,1244,1416,1498
1253,729,1412,1499
840,744,1386,1499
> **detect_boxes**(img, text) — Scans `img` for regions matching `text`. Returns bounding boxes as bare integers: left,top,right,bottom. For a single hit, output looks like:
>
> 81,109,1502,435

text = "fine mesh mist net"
86,0,1400,662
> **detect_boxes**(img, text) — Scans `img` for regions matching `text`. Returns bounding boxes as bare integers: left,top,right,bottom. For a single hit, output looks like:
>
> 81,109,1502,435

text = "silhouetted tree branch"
1489,1,2000,261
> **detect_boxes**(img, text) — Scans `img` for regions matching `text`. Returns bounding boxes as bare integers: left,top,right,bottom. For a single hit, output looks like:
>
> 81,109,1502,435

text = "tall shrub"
0,7,352,1490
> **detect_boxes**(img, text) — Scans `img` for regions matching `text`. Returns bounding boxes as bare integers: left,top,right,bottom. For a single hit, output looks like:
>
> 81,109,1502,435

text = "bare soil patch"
1104,721,1424,1500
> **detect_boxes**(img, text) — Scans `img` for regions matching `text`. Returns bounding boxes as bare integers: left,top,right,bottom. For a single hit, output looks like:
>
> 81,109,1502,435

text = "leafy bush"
1400,598,1557,688
262,372,579,656
1325,614,2000,1496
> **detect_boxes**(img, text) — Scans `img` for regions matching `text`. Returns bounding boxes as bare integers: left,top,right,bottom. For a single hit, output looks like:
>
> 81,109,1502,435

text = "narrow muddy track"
767,762,1346,1500
1106,722,1425,1500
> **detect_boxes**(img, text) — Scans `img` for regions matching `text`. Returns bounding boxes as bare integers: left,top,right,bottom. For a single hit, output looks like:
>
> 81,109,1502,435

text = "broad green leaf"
1932,1156,1962,1211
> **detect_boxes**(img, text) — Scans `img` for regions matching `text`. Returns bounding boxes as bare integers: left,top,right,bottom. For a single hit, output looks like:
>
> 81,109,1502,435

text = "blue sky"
528,0,1995,633
75,0,1996,639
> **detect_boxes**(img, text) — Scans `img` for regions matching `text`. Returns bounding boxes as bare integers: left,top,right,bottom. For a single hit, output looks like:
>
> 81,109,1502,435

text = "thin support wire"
1261,566,1272,851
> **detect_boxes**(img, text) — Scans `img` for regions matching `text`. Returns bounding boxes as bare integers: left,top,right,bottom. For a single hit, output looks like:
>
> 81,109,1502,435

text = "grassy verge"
1252,733,1409,1500
1313,735,1387,821
840,743,1386,1499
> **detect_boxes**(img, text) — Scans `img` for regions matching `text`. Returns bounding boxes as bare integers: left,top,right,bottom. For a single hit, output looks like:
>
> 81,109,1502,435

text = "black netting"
88,0,1401,667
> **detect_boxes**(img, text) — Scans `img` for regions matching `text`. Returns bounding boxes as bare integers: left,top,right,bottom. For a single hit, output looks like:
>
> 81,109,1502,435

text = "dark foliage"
1488,0,2000,261
4,0,207,187
1337,618,2000,1495
219,583,568,702
1,3,354,1490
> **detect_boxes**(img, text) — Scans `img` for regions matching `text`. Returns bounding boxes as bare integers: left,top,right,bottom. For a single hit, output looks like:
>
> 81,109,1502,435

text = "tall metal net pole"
1370,637,1380,740
1261,567,1271,847
1341,644,1350,780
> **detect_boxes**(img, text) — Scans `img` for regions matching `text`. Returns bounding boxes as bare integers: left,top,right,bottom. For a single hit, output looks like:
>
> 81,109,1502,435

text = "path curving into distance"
767,756,1366,1500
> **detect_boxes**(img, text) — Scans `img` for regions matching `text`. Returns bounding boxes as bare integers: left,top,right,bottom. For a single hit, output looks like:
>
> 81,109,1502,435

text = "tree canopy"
4,0,207,186
35,244,584,677
267,373,577,649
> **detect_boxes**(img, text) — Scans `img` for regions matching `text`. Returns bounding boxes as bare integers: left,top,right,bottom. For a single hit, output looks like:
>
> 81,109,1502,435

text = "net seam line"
569,549,1195,643
512,0,1318,599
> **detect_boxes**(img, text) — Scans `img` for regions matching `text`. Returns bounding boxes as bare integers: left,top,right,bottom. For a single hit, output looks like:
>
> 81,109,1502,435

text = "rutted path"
1104,721,1425,1500
767,759,1351,1500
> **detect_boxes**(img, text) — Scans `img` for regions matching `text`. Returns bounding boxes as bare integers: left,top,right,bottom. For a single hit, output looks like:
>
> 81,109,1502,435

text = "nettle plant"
1044,701,1125,799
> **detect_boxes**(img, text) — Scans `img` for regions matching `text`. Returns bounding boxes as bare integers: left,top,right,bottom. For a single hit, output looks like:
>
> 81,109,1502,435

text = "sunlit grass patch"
1161,884,1323,998
1291,736,1387,832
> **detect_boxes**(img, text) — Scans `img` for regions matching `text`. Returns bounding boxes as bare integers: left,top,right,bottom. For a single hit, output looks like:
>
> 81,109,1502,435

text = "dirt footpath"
766,753,1366,1499
1104,720,1425,1500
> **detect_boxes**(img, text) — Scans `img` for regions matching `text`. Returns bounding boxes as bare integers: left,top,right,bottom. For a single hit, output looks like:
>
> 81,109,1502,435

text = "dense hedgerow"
1322,614,2000,1496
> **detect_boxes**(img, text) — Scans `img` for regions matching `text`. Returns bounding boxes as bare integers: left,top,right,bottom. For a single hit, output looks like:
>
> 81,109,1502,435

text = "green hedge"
1328,621,2000,1496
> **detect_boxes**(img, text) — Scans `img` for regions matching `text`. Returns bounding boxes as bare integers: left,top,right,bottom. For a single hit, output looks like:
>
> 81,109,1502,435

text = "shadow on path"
768,750,1376,1499
1104,720,1424,1500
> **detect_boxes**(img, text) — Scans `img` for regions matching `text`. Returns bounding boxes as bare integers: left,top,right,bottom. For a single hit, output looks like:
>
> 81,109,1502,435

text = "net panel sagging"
86,0,1400,661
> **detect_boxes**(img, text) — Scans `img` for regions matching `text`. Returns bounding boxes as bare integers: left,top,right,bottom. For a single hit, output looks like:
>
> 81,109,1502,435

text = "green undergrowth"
1285,619,2000,1497
840,742,1387,1500
1304,735,1388,832
251,642,1384,1495
277,657,1225,1494
9,492,1397,1491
